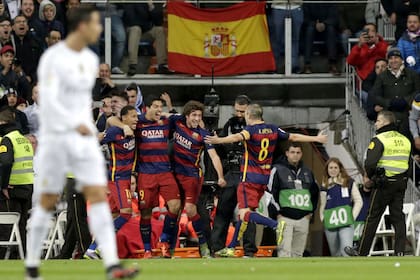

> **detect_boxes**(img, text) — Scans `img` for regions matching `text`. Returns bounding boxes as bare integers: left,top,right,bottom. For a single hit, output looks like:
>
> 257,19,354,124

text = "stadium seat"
369,203,415,256
44,211,67,259
0,212,24,259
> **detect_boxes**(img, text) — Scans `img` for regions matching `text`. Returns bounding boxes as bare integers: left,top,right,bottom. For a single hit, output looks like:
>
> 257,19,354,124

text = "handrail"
87,0,378,4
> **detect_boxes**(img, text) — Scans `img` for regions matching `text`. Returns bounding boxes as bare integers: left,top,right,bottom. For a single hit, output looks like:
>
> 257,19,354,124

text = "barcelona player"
205,104,327,256
85,105,138,259
171,101,226,258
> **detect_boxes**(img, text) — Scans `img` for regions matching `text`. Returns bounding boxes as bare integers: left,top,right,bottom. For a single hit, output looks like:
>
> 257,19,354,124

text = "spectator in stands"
319,158,363,256
339,3,366,54
126,83,138,107
24,85,39,135
6,88,29,134
0,45,31,100
302,3,340,75
370,47,420,137
97,4,126,75
270,0,303,73
21,0,45,42
347,23,388,80
397,13,420,74
409,91,420,150
16,97,27,111
4,0,20,20
392,0,420,40
96,95,112,132
12,15,42,83
66,0,80,10
365,0,392,30
92,63,116,101
111,90,129,118
363,59,388,120
0,16,12,48
38,0,65,41
45,28,61,47
0,1,10,19
123,3,169,76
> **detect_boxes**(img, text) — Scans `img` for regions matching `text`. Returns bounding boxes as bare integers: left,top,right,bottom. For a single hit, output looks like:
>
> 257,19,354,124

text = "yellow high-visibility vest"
376,130,411,177
4,130,34,185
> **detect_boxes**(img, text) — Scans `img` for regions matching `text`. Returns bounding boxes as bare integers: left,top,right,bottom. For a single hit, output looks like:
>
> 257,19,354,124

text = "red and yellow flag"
168,2,275,76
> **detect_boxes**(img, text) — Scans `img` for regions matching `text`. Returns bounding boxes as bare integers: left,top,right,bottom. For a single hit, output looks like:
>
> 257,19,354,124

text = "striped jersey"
101,126,136,181
240,123,289,185
136,114,171,174
171,115,214,177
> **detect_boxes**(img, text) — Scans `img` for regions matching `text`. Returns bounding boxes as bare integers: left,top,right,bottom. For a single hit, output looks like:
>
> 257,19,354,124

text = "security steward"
345,110,411,256
211,95,257,257
0,106,34,258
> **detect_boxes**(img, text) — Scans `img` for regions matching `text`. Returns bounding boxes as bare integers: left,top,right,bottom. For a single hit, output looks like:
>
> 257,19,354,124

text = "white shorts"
35,132,107,194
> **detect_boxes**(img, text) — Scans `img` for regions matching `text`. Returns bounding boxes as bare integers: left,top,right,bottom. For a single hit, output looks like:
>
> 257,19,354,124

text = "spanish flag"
168,2,275,76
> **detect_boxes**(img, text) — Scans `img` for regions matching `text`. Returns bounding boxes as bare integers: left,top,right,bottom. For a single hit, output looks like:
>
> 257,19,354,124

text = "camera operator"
211,95,257,257
345,111,411,256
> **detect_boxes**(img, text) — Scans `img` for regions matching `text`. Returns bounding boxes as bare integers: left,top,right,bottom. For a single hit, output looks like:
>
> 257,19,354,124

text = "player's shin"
160,211,178,244
190,214,206,245
87,202,119,268
114,212,131,231
25,205,53,269
245,212,277,229
140,218,152,252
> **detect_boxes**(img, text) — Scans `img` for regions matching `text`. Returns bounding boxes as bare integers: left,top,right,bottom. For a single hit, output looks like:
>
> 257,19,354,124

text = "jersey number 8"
258,138,270,161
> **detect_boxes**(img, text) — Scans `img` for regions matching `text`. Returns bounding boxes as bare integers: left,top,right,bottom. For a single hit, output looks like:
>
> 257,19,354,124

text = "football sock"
227,221,242,248
246,212,277,229
160,212,178,244
140,218,152,252
25,206,52,268
190,214,206,245
88,241,97,251
88,202,119,268
114,214,130,231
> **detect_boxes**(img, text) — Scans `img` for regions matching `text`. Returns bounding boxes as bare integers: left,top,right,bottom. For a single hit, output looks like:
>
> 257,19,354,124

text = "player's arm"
207,149,227,187
107,116,134,137
289,130,328,143
205,130,249,145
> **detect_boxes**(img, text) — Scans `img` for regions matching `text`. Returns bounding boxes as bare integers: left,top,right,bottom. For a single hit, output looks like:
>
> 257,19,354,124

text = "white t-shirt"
37,42,99,135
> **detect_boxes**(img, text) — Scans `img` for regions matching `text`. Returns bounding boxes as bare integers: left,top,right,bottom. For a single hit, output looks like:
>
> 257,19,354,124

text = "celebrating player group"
25,4,328,280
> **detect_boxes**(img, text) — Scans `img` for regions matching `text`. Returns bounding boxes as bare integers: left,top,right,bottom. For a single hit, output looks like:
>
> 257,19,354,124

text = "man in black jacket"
369,48,420,138
268,142,319,257
123,2,168,76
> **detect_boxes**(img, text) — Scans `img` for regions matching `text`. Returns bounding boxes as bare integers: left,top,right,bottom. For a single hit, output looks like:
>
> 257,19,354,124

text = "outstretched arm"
289,130,328,143
205,131,248,145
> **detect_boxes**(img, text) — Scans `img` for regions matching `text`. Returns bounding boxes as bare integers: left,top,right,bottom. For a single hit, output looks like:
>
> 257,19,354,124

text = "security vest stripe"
14,156,33,162
11,169,34,174
376,130,411,177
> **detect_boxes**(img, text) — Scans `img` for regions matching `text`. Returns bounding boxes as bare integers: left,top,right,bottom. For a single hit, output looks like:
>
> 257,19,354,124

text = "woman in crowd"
319,158,363,256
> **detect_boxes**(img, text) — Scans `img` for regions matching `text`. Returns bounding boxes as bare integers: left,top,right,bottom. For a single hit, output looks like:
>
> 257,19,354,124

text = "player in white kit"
25,5,139,280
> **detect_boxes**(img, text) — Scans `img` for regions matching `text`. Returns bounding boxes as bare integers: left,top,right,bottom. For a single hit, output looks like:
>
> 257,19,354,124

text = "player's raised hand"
76,124,93,136
316,130,328,144
218,177,227,188
123,125,134,138
205,132,220,144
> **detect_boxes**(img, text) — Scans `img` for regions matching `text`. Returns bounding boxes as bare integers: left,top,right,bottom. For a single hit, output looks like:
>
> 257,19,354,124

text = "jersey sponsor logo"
0,145,7,153
123,138,136,150
174,132,192,150
192,132,199,139
141,129,164,139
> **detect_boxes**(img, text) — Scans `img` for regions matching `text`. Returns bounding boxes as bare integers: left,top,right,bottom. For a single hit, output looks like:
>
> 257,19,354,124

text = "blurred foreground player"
25,5,139,280
205,104,328,255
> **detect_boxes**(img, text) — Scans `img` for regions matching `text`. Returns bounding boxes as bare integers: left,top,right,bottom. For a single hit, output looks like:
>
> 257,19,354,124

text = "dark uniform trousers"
211,171,257,255
358,177,407,256
0,185,33,259
58,178,91,259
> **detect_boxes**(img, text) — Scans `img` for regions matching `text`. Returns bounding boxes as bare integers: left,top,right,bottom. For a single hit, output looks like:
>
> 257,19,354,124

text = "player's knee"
83,186,107,204
238,208,250,221
167,199,181,214
40,193,60,211
141,208,152,219
184,203,197,217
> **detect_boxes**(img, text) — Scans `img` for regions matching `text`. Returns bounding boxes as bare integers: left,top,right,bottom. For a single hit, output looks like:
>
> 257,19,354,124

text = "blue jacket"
397,32,420,74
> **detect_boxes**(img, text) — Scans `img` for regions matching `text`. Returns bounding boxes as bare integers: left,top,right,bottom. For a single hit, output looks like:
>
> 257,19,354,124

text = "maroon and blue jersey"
136,114,171,174
101,126,136,181
171,115,214,178
240,123,289,185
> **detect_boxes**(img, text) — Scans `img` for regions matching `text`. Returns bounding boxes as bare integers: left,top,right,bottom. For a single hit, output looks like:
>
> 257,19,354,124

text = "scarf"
389,64,405,78
407,29,420,41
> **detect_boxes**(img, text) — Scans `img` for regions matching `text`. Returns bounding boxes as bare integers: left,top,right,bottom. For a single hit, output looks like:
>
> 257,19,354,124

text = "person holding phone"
347,23,388,81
